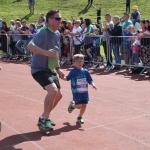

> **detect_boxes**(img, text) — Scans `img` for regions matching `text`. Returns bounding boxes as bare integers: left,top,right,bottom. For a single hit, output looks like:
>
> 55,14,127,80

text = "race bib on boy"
76,78,88,93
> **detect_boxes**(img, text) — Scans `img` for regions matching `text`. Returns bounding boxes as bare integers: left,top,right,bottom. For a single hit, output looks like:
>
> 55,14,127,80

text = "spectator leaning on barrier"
66,20,82,55
15,19,30,60
39,12,46,23
121,13,133,64
108,15,123,71
35,17,45,30
139,20,150,73
9,21,22,58
0,21,10,58
100,14,114,71
83,18,94,57
86,28,101,70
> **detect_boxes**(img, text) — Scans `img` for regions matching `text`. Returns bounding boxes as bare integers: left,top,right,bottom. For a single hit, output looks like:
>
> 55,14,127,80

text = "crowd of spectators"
0,5,150,74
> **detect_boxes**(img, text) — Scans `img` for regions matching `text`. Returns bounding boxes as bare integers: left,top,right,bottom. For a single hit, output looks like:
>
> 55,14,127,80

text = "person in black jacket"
107,16,123,71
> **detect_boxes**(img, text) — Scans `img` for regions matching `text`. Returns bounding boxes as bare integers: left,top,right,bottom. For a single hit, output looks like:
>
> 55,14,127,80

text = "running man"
27,10,65,131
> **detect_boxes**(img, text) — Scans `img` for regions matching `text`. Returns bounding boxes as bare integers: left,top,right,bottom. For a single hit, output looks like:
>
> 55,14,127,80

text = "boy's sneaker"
77,117,84,124
38,117,56,126
38,119,53,131
68,101,75,113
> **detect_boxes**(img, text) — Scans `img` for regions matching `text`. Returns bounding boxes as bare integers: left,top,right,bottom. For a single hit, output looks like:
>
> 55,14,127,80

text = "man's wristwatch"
55,67,61,71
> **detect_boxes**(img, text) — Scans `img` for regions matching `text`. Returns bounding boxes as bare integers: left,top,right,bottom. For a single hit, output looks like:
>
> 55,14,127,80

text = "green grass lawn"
0,0,149,25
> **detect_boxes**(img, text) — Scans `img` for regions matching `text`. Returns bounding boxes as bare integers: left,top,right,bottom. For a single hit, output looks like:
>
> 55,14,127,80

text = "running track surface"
0,61,150,150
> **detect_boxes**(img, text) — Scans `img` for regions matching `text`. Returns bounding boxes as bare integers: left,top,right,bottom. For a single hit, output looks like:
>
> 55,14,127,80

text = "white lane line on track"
0,89,150,148
0,76,150,114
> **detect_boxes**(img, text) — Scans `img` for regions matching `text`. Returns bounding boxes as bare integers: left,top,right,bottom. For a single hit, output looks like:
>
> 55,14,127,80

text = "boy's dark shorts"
75,100,88,105
32,70,60,89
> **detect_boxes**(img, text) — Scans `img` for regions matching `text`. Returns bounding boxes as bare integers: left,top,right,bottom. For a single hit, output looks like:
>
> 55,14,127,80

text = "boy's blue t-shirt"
66,67,93,101
92,35,100,48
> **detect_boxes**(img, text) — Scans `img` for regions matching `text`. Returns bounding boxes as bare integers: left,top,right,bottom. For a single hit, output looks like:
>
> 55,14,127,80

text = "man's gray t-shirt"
30,26,60,74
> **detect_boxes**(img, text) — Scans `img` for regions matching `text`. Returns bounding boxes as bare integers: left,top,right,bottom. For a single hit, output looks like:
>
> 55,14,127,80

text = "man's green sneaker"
68,101,75,113
38,118,55,126
77,117,84,124
37,119,53,131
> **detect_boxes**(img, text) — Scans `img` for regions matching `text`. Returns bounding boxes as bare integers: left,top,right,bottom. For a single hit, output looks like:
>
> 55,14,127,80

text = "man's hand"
56,69,65,79
46,49,58,57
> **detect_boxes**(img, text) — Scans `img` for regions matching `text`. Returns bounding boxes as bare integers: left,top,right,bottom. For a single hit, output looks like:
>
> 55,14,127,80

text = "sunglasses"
75,60,84,63
51,17,62,21
21,21,26,23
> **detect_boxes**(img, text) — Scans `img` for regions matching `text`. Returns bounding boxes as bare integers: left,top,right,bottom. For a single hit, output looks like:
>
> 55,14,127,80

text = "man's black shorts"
32,70,60,89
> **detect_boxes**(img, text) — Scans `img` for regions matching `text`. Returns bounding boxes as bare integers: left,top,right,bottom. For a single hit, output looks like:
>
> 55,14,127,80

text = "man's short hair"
105,14,111,17
113,16,120,21
124,13,129,18
46,10,60,23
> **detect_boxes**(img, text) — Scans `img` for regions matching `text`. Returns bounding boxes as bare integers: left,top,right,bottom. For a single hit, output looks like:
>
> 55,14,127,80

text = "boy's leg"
79,104,87,117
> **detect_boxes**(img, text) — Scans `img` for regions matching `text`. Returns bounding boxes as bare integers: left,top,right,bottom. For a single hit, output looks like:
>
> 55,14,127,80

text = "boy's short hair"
74,20,81,24
94,28,100,32
73,54,84,62
127,25,135,30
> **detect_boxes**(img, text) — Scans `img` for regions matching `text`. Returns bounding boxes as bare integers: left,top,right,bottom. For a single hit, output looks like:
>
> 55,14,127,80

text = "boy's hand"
91,83,97,90
0,66,2,70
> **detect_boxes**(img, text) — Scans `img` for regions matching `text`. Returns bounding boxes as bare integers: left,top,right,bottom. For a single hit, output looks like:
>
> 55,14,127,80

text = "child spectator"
86,28,101,70
67,20,74,32
131,5,141,25
124,25,135,65
131,39,140,67
39,12,46,23
62,54,97,124
66,20,82,55
10,20,15,31
28,23,36,42
35,17,45,30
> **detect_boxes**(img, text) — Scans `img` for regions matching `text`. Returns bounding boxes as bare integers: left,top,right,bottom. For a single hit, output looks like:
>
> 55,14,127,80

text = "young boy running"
62,54,97,124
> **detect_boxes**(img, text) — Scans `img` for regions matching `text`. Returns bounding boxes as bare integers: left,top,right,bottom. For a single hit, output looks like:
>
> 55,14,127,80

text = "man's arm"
108,26,122,36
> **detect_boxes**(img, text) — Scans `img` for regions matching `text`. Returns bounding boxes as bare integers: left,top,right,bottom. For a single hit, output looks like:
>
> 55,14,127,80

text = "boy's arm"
90,82,97,90
86,70,97,90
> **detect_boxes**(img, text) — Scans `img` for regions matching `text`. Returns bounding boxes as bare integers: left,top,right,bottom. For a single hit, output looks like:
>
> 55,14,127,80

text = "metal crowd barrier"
106,35,150,75
67,34,107,70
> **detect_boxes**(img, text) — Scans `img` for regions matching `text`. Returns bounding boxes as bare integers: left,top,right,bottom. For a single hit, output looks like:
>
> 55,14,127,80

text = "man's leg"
42,83,59,119
52,89,62,110
23,40,30,57
112,44,121,68
16,40,24,54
